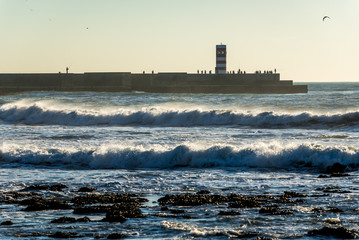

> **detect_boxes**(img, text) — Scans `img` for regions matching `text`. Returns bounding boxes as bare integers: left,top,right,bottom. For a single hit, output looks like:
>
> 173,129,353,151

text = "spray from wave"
1,102,359,128
1,143,358,171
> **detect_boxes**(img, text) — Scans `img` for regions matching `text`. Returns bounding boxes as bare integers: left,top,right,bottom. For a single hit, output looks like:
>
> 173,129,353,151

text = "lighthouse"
215,44,226,74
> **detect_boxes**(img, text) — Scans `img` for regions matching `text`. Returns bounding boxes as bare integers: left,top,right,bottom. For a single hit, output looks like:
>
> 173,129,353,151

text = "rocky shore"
0,176,358,239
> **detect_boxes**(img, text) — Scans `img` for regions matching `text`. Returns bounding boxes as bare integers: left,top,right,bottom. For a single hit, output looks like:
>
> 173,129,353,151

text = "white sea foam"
0,143,358,170
1,102,359,128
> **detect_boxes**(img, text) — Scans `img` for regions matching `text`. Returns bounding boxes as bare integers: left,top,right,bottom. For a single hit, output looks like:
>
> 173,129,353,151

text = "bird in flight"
323,16,331,21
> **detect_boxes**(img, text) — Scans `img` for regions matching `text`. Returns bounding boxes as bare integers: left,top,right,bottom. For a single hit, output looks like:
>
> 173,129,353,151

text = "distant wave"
1,103,359,128
1,144,358,171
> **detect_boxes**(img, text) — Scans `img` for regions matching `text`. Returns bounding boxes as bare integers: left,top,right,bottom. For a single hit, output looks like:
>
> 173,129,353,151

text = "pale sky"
1,0,358,82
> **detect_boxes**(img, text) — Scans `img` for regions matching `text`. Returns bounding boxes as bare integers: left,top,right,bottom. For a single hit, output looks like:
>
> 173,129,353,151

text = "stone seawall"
0,72,307,94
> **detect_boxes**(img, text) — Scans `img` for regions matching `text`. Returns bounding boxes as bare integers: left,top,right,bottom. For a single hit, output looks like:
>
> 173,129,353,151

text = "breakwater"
0,72,307,94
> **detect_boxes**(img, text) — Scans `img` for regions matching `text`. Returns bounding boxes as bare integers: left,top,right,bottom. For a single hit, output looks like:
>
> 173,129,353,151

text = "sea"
1,82,359,239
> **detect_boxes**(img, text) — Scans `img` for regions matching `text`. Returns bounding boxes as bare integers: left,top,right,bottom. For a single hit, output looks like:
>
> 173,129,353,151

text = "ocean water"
1,82,359,239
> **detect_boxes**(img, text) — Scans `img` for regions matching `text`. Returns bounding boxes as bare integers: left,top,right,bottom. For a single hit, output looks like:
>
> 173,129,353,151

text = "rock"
51,217,76,223
218,210,240,216
327,207,344,213
229,198,261,208
21,197,71,211
283,191,307,198
1,220,13,225
160,206,169,211
77,217,91,222
74,205,111,214
196,190,211,195
259,206,294,215
107,233,126,239
77,187,97,192
51,216,91,223
22,184,67,192
308,227,358,239
72,193,146,206
103,211,126,223
255,237,278,240
102,203,144,222
325,162,347,174
48,231,78,238
169,209,185,214
0,191,40,204
158,194,229,206
316,186,351,193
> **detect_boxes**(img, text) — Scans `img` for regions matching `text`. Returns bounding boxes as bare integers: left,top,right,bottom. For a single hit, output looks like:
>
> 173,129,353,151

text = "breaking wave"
1,144,358,171
1,103,359,128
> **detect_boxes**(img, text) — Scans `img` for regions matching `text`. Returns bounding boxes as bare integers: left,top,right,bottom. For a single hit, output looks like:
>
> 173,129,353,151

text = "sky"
0,0,358,82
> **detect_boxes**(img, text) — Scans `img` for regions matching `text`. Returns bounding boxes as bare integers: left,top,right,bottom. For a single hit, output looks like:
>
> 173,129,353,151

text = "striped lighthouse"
215,44,226,74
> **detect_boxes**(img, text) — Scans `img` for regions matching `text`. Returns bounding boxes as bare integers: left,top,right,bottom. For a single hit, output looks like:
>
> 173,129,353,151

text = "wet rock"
308,226,358,239
325,162,347,174
77,217,91,222
255,237,278,240
283,191,307,198
107,233,126,239
74,205,111,214
318,174,330,178
169,209,185,214
50,216,91,223
0,191,40,204
160,206,169,211
158,194,229,206
103,211,126,223
22,184,67,192
196,190,211,195
51,217,76,223
102,203,144,222
259,206,294,215
77,187,97,192
229,197,261,208
14,232,42,238
48,231,78,238
21,197,71,211
72,193,146,206
1,220,13,225
229,232,259,239
218,210,240,216
316,186,351,193
327,207,344,213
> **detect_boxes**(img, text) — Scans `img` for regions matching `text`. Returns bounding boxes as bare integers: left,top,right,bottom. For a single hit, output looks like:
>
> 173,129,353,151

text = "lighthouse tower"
215,44,226,74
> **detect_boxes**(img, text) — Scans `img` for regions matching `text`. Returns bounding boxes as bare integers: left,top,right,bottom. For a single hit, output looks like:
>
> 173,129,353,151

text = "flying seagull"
323,16,330,21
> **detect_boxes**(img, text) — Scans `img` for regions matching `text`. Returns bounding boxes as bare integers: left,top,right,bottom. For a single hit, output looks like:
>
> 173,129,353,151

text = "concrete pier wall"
0,72,307,94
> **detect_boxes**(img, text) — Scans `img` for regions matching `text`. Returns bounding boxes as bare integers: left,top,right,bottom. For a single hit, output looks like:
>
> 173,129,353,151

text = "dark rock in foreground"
107,233,126,239
51,216,91,223
1,220,13,225
259,206,294,215
218,210,240,216
158,193,229,206
22,184,68,192
48,231,78,238
325,162,347,174
20,197,71,211
308,227,358,239
102,203,144,222
77,187,97,192
72,193,146,206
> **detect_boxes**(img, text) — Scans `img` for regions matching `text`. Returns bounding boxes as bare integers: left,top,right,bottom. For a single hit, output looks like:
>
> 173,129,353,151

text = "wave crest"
1,144,358,171
1,103,359,128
